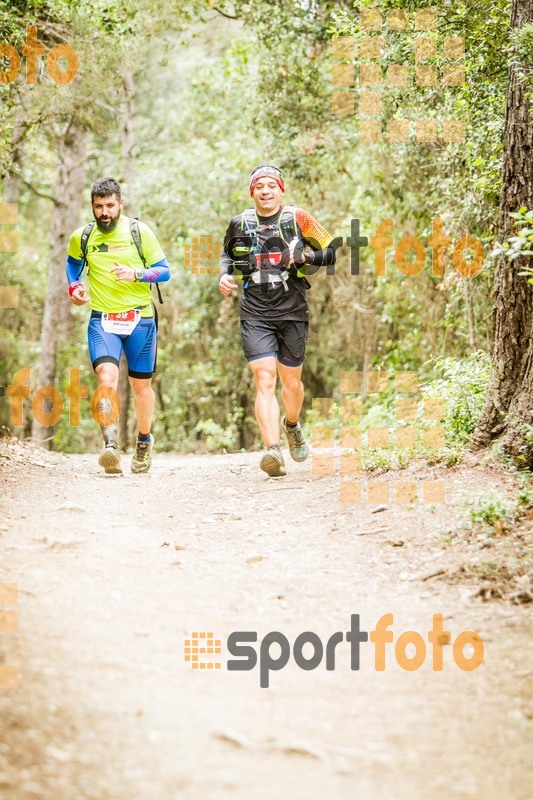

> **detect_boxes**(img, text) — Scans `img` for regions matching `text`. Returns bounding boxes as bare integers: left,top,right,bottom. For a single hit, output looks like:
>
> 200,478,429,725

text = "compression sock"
137,431,151,442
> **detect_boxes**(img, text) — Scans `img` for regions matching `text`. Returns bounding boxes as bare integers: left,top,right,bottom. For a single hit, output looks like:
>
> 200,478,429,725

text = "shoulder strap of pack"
241,206,298,241
240,208,258,233
80,221,96,264
279,205,298,241
130,217,146,266
279,206,309,282
131,217,163,305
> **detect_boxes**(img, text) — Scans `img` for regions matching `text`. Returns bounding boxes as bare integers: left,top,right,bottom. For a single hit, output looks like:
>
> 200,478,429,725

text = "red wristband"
68,282,83,297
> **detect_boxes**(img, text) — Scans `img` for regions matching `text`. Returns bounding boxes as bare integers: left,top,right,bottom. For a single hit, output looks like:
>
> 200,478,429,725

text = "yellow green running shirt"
67,215,166,317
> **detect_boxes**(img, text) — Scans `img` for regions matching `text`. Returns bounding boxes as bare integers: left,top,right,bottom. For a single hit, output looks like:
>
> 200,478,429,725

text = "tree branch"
22,180,59,205
213,6,239,19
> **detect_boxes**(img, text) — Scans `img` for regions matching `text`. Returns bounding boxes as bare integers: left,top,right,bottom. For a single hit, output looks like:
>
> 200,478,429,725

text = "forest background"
0,0,531,466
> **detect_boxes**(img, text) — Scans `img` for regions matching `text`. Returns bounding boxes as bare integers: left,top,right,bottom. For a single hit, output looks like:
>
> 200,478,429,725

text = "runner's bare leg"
249,356,280,446
96,362,119,391
129,377,155,436
278,362,304,424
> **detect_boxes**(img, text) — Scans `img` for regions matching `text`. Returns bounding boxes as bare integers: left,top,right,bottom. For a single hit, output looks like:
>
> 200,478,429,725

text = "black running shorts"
240,319,309,367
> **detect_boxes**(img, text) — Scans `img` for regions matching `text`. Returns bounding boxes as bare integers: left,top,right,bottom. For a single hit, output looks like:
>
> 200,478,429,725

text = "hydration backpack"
228,205,309,284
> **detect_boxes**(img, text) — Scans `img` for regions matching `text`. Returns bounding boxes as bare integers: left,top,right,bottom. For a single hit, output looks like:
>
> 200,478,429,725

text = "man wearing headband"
218,164,337,477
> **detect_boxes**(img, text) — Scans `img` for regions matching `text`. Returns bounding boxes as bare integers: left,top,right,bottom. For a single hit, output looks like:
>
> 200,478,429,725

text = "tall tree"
31,118,87,445
471,0,533,466
3,87,29,204
116,69,138,450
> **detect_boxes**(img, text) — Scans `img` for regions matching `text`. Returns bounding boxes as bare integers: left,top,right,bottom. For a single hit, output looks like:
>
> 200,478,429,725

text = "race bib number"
101,309,141,335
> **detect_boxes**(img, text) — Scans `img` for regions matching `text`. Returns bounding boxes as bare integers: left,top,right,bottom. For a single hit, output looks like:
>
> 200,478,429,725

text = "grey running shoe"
131,434,154,474
260,445,287,477
98,443,123,475
281,415,309,462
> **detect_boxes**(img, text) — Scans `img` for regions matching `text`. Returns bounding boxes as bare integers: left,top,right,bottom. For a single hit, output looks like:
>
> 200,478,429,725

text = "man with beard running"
66,177,171,474
218,164,337,477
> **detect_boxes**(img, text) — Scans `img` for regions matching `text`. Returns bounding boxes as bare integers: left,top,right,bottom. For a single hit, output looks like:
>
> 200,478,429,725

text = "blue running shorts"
88,311,157,378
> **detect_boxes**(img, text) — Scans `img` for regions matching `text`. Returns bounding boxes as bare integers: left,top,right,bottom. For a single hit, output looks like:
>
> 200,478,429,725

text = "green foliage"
425,352,492,446
191,418,238,453
421,446,463,467
463,477,532,535
358,443,462,472
493,208,533,283
0,0,518,456
516,472,533,507
511,21,533,90
466,492,517,532
361,448,394,472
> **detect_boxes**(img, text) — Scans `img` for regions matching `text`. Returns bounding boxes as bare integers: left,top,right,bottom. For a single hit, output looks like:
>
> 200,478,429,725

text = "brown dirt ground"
0,439,532,800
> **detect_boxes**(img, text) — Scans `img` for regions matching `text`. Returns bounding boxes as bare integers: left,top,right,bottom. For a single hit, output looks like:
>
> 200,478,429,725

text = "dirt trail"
0,444,531,800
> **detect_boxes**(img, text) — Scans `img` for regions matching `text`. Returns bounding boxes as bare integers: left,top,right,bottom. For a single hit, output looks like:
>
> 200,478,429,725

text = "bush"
425,351,491,447
465,492,517,532
463,475,532,534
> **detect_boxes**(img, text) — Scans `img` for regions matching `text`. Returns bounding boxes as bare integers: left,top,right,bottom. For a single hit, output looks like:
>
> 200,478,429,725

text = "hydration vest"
228,205,308,286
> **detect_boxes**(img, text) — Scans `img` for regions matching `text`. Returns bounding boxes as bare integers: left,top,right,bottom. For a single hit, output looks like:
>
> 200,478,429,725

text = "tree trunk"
4,87,28,204
2,90,29,442
463,279,476,352
31,119,88,446
117,69,137,449
120,69,137,215
470,0,533,467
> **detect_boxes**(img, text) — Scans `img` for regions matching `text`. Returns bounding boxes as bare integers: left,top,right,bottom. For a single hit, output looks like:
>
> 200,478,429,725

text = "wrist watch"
134,269,144,282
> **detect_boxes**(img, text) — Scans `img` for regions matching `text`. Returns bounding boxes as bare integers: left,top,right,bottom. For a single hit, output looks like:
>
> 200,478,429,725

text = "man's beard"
94,209,121,233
